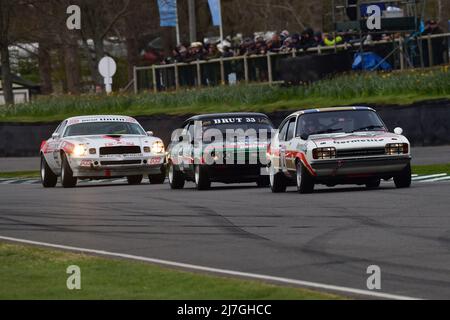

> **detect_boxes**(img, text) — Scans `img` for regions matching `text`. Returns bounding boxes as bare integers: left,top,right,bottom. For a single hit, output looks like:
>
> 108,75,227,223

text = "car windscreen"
296,110,386,137
64,122,145,137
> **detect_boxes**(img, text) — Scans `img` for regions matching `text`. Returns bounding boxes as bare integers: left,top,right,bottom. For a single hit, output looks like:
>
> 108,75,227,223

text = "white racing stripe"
0,235,421,300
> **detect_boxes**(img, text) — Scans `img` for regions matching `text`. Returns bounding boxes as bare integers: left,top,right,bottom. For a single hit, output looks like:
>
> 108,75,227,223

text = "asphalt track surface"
1,178,450,299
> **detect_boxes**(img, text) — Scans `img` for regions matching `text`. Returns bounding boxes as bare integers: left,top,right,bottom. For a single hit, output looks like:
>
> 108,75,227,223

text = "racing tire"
256,175,270,188
296,161,315,194
366,179,381,189
168,162,185,189
149,167,166,184
394,163,412,189
269,165,287,193
61,154,77,188
127,175,143,185
194,165,211,190
40,155,57,188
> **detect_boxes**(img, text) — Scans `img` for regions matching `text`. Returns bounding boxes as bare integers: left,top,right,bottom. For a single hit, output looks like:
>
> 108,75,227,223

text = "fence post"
133,66,138,94
220,58,225,85
399,37,405,70
267,53,273,85
152,65,157,93
174,63,180,91
244,56,249,84
427,35,434,67
196,60,202,87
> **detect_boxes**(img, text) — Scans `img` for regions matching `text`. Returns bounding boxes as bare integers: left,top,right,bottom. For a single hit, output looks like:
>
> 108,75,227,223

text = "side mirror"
146,131,154,137
394,127,403,135
52,132,60,139
300,134,309,140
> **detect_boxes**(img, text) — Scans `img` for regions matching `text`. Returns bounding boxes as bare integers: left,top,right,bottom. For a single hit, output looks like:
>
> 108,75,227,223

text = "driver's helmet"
303,118,319,135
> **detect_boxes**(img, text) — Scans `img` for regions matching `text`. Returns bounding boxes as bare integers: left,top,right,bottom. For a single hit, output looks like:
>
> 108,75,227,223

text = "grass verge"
0,242,342,300
412,163,450,175
0,171,40,179
1,66,449,123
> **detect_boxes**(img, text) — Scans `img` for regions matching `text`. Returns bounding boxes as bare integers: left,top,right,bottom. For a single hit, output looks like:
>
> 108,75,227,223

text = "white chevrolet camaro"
39,115,166,188
268,107,412,193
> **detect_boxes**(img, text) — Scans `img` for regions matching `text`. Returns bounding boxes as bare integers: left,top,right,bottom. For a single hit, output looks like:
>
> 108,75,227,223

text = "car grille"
336,148,386,158
100,160,142,166
99,146,141,155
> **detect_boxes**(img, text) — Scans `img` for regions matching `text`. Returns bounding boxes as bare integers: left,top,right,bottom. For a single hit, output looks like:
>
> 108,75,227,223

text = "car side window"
286,118,296,141
278,120,290,142
55,120,67,137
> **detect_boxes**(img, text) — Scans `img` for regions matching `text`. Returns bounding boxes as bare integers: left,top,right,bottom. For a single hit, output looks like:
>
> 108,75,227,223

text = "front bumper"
311,155,411,178
68,155,166,178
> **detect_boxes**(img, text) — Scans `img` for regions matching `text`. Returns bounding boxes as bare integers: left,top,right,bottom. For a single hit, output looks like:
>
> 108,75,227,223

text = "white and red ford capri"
39,115,166,188
268,107,412,193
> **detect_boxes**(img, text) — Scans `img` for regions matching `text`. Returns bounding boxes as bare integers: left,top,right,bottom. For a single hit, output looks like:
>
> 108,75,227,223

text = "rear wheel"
168,162,185,189
296,161,315,194
194,165,211,190
149,167,166,184
127,175,143,185
394,163,412,188
61,154,77,188
40,155,57,188
366,179,381,189
269,165,287,193
256,175,270,188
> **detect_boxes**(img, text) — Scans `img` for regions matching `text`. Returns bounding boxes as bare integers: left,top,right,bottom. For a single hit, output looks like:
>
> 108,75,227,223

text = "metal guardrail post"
196,60,201,87
267,54,273,85
152,65,157,93
427,35,434,67
133,66,138,94
244,55,249,84
174,63,180,91
220,58,225,85
399,37,405,70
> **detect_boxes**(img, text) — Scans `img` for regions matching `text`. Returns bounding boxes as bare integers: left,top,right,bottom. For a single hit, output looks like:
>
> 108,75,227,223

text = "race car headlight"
151,141,165,154
72,144,87,157
385,143,408,155
313,147,336,160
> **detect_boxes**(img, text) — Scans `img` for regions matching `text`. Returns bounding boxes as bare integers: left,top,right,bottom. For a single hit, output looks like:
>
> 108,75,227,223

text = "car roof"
185,112,269,123
289,106,375,117
65,115,138,125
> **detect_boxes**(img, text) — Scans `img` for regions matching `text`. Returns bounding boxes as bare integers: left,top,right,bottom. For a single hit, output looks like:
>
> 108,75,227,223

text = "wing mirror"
52,133,60,139
146,131,154,137
394,127,403,135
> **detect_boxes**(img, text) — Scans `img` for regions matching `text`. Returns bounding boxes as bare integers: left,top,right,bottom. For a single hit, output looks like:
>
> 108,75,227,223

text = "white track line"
0,235,420,300
421,176,450,183
412,174,447,181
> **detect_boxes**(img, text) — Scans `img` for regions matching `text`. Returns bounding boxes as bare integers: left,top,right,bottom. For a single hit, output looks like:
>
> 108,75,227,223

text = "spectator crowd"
142,19,447,66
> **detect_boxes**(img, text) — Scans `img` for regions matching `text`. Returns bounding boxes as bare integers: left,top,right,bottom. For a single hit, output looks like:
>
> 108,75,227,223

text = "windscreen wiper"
312,128,344,135
349,125,385,133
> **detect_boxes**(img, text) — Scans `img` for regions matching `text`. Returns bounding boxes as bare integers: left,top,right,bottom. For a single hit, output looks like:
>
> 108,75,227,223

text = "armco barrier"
0,99,449,157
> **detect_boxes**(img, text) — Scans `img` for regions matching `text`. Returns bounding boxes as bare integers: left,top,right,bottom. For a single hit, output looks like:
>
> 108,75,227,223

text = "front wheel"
394,164,412,188
269,165,287,193
366,179,381,189
61,154,77,188
127,175,143,185
296,161,315,194
149,167,166,185
40,155,57,188
194,165,211,190
168,162,185,189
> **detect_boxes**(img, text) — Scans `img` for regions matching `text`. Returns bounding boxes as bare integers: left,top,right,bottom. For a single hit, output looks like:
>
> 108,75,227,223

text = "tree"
0,0,15,105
